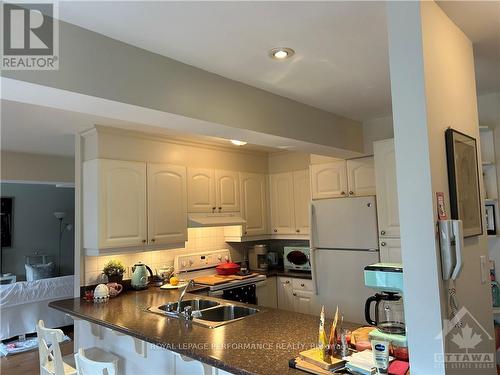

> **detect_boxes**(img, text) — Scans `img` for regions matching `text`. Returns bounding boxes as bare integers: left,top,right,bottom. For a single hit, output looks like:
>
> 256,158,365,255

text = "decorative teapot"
131,262,153,290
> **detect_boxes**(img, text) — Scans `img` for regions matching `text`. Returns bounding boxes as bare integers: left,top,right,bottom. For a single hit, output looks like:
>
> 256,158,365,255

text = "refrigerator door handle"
310,203,319,295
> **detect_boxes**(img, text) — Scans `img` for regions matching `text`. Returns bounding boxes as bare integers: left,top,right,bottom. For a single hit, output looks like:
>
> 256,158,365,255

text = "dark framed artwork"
445,128,483,237
1,197,13,247
486,204,497,235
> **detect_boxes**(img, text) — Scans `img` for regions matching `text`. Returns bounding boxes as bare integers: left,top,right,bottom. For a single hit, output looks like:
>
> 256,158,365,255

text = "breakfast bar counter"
50,287,358,375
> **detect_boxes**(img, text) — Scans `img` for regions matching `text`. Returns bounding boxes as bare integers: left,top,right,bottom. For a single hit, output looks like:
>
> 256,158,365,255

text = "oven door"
210,283,258,304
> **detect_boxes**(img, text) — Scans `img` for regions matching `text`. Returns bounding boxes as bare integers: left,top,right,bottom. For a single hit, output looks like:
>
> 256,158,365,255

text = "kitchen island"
50,287,358,375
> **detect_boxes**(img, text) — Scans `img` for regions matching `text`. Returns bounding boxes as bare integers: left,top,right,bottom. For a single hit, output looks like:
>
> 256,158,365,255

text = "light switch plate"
480,255,488,284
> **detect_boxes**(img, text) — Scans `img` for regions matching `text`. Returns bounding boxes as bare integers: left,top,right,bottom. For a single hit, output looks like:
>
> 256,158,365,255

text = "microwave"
284,247,311,271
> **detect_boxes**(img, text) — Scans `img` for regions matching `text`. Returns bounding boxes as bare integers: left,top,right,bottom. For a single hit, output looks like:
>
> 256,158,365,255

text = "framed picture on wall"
445,128,483,237
486,204,497,235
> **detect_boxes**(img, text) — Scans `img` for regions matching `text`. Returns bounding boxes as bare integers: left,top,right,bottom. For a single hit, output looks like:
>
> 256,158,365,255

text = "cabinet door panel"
310,161,347,199
148,164,187,245
293,170,310,235
294,290,314,315
379,238,402,263
215,170,240,212
277,277,294,311
270,173,295,234
99,160,147,248
347,157,376,196
256,277,277,308
374,139,400,237
187,168,215,213
240,172,268,236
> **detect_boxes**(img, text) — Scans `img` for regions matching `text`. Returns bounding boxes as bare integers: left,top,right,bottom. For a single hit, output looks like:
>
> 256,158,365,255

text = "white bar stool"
74,348,119,375
36,320,119,375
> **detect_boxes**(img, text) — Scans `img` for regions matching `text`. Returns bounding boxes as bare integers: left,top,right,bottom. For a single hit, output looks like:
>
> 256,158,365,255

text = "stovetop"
174,249,266,290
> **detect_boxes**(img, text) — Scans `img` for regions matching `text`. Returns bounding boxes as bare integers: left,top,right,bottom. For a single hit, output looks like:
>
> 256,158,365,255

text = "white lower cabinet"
276,276,315,315
277,277,295,311
379,238,402,263
256,277,277,308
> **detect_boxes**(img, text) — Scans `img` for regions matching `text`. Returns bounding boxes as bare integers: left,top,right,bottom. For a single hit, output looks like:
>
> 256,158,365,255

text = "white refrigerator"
310,196,380,323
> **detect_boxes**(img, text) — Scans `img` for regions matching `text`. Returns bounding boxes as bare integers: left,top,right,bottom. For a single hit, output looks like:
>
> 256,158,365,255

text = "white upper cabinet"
270,172,296,234
239,172,268,236
346,157,376,197
379,238,402,263
84,159,148,251
84,159,188,255
311,158,375,200
147,163,187,245
187,168,240,212
187,168,216,213
269,170,310,236
310,161,348,199
374,139,400,237
293,170,310,235
215,170,240,212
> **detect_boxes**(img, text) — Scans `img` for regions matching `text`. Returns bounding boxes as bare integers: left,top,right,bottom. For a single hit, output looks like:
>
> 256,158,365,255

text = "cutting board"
290,358,337,375
215,273,259,280
299,348,345,371
193,275,231,286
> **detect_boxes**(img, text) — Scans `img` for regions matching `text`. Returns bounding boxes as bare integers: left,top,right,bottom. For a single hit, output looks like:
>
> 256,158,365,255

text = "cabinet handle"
244,231,248,235
293,293,297,297
296,229,300,233
285,280,290,284
381,242,386,247
301,283,305,287
341,191,346,196
142,239,146,244
151,238,155,243
274,229,278,233
212,207,216,213
381,230,386,235
349,191,354,196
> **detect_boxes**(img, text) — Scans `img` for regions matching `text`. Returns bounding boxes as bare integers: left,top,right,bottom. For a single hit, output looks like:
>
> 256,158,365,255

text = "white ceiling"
58,1,392,122
437,1,500,95
56,1,500,123
0,100,279,157
2,2,498,158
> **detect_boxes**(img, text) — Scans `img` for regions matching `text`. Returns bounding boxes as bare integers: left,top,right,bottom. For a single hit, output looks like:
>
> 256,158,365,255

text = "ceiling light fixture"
269,47,295,60
230,140,247,146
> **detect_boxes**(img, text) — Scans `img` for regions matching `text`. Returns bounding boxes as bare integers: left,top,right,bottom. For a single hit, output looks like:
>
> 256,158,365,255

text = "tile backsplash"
84,227,240,285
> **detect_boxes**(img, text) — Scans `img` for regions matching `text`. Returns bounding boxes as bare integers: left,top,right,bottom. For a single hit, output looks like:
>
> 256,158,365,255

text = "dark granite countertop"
50,287,357,375
255,269,312,280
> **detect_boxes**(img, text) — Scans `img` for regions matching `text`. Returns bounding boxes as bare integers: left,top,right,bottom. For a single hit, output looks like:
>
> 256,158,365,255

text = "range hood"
188,213,246,228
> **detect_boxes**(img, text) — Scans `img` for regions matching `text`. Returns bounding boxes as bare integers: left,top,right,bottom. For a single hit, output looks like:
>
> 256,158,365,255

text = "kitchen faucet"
177,279,195,314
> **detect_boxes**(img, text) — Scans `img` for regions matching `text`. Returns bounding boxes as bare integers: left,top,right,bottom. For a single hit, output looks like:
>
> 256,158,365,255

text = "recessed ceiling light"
230,140,247,146
269,47,295,60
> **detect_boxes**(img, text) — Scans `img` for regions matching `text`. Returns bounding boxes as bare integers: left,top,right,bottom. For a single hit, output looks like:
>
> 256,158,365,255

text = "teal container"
364,263,404,293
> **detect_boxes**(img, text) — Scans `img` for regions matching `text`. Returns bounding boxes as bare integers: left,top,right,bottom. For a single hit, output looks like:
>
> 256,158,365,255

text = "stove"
174,250,266,297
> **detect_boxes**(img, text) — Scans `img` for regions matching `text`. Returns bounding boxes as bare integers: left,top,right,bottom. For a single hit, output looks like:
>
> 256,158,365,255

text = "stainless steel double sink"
148,298,259,328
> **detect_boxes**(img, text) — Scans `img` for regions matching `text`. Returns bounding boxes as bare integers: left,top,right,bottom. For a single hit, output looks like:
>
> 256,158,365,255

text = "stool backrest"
36,320,65,375
74,348,117,375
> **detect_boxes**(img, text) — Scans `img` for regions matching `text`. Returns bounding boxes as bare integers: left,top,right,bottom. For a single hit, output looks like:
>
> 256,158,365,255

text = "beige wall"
362,115,394,154
84,127,269,173
267,151,310,174
387,1,494,370
1,151,74,183
3,20,363,154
